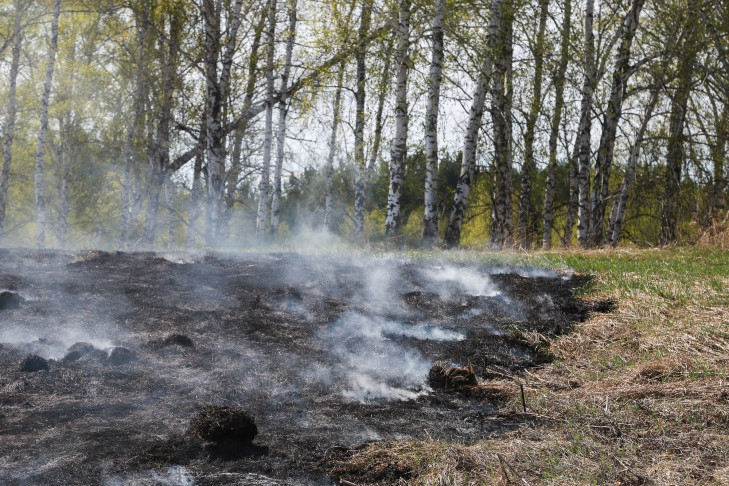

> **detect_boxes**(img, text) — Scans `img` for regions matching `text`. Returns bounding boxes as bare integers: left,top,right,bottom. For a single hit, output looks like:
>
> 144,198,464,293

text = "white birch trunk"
384,0,411,237
34,0,61,249
423,0,446,241
444,0,504,247
324,62,345,231
366,41,393,179
256,0,277,236
353,0,372,239
270,0,297,236
517,0,549,249
542,0,571,249
0,16,22,242
588,0,646,247
607,89,657,247
576,0,595,247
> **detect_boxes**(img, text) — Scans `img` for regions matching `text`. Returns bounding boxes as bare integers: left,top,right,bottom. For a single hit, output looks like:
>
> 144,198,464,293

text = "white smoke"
424,265,500,297
315,312,464,403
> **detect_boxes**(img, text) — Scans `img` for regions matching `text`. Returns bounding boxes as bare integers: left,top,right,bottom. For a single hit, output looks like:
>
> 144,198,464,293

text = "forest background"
0,0,727,251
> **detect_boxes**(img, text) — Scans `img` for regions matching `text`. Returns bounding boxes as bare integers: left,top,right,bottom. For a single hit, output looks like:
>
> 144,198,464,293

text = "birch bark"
270,0,297,235
34,0,61,248
256,0,277,236
0,8,23,242
576,0,595,247
517,0,549,249
422,0,446,240
542,0,571,249
385,0,411,237
588,0,646,247
607,89,658,247
324,62,345,230
353,0,372,239
444,0,504,247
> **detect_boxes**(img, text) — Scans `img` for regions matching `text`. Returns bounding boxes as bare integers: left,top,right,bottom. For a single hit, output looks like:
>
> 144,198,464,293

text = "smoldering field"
0,249,595,485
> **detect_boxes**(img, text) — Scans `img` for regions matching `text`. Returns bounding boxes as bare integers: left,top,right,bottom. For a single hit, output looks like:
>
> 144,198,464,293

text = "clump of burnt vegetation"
188,406,258,445
0,290,23,310
428,361,513,401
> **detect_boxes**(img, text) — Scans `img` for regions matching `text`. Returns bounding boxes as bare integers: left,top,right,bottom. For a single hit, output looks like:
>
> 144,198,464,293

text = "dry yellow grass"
329,248,729,485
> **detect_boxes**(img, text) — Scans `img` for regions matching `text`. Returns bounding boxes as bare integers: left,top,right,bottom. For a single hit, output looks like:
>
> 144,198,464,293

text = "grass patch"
328,247,729,485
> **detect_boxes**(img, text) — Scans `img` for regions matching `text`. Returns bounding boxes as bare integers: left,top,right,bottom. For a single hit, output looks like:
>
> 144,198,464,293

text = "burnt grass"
0,249,608,485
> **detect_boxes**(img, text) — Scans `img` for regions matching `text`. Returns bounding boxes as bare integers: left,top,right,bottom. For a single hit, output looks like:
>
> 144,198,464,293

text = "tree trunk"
270,0,297,236
444,0,504,247
711,103,728,217
143,9,182,248
517,0,549,249
366,40,393,179
120,5,149,250
576,0,596,247
256,0,277,236
660,4,699,245
588,0,646,247
607,89,658,247
34,0,61,249
205,0,243,243
423,0,446,241
0,13,23,242
490,0,514,249
542,0,571,250
384,0,411,237
223,5,266,237
324,61,345,231
353,0,372,239
187,113,207,249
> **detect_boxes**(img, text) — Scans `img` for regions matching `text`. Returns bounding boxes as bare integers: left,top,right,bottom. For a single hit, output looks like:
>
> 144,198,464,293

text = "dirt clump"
19,355,49,372
188,406,258,444
107,347,135,366
152,333,195,349
0,290,23,310
64,342,97,362
429,361,478,390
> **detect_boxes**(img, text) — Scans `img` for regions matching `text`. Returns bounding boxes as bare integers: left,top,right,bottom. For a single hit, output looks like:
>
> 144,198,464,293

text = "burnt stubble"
0,249,602,485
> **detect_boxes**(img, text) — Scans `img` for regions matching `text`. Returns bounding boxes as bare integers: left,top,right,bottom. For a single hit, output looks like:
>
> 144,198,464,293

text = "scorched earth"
0,249,602,485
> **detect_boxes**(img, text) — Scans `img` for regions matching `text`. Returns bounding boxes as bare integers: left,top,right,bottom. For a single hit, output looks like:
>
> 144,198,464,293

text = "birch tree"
444,0,504,247
323,62,345,230
490,0,514,249
256,0,277,237
270,0,298,235
606,88,658,247
660,0,700,246
384,0,411,237
353,0,372,239
0,0,25,242
542,0,571,250
587,0,646,247
517,0,549,249
34,0,61,248
422,0,445,241
576,0,596,247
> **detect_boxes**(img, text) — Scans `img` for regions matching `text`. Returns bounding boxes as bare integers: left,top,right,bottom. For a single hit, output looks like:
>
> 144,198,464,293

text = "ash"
0,249,596,485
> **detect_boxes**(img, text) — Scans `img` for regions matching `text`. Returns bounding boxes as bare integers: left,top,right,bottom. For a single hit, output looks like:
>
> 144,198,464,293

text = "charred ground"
0,249,607,485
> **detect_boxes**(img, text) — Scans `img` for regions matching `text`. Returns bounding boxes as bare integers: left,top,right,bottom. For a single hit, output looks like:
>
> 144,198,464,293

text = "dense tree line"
0,0,726,250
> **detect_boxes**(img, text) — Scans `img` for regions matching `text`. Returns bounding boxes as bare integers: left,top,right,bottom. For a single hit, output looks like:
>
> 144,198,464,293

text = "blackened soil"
0,249,605,485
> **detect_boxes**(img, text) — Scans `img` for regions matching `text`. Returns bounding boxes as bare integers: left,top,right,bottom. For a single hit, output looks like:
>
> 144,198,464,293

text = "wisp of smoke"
316,312,464,403
424,265,500,297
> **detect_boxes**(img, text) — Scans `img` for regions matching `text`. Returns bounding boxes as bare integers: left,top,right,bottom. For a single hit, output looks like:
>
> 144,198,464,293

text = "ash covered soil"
0,249,607,485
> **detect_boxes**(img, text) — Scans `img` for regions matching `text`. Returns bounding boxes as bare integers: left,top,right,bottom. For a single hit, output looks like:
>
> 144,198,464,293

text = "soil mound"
188,406,258,444
108,347,134,366
20,355,49,372
0,290,23,310
64,342,97,362
151,334,195,349
429,361,478,390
